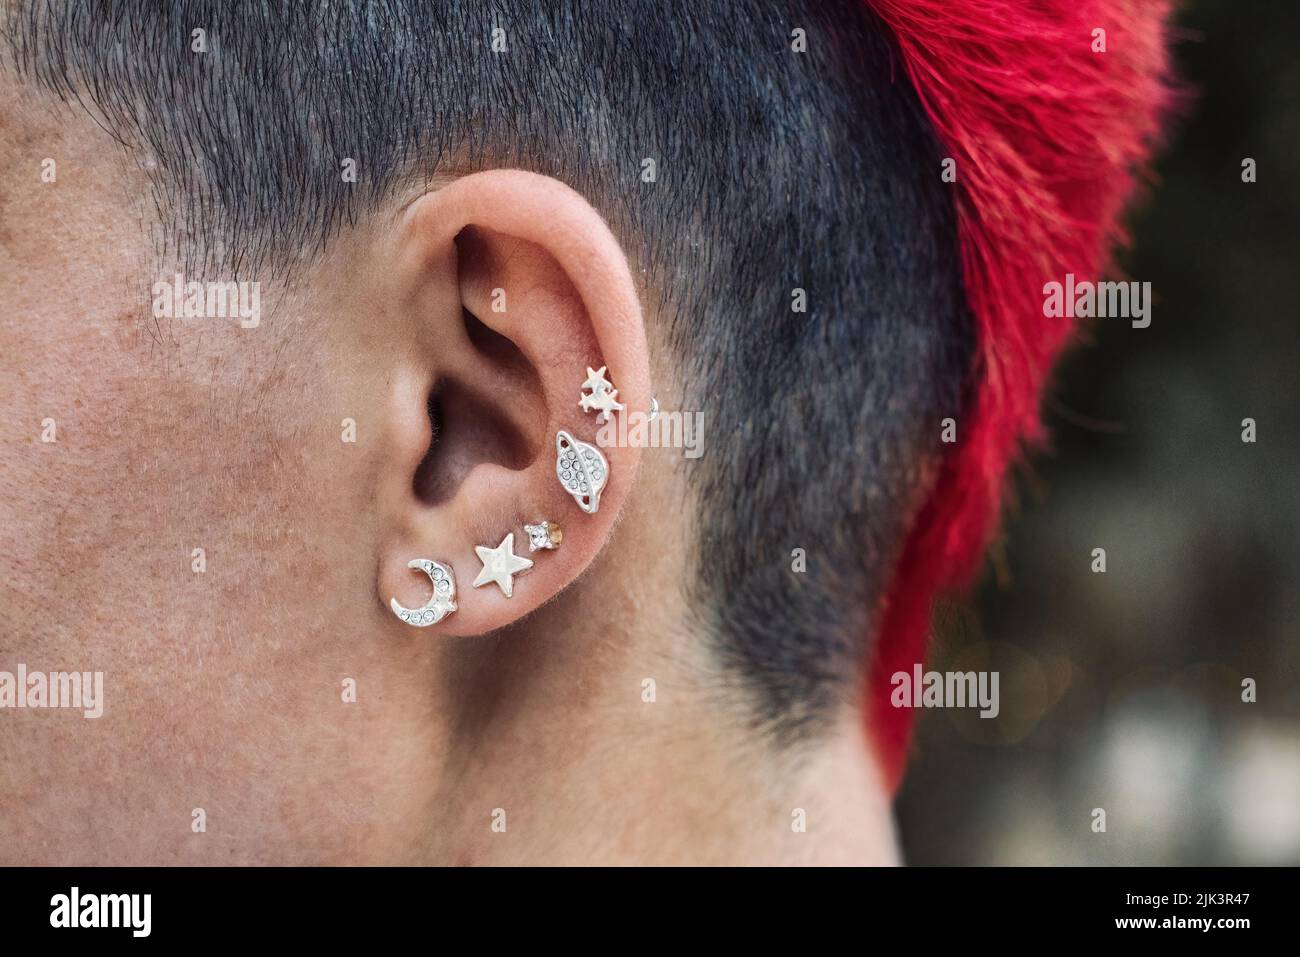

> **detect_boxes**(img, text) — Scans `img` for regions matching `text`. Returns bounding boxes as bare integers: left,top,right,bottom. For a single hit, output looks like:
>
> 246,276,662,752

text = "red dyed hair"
862,0,1173,789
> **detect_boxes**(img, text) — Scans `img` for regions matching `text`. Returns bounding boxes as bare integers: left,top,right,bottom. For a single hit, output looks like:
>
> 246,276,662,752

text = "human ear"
373,170,651,636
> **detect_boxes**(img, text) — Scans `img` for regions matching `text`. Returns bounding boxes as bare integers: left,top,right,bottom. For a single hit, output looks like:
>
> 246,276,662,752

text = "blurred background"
895,0,1300,865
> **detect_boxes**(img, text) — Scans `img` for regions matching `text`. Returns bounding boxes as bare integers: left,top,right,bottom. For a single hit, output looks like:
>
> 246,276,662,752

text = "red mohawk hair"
863,0,1173,789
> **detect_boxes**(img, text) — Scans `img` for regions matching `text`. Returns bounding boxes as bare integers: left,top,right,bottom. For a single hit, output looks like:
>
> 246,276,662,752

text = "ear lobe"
376,170,651,638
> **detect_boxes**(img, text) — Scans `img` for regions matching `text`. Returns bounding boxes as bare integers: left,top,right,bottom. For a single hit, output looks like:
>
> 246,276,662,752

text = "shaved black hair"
5,1,971,741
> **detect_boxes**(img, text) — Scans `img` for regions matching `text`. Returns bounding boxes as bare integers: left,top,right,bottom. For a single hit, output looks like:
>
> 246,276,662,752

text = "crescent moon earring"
390,559,458,626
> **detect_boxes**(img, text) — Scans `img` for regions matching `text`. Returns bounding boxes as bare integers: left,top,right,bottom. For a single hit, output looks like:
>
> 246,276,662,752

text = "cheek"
0,283,343,673
0,294,368,828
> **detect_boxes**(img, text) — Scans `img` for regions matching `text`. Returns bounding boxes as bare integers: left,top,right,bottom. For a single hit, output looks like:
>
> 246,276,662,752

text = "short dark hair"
5,1,971,742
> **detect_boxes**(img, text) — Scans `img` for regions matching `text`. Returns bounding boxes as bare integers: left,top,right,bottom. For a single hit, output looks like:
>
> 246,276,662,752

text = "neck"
426,637,899,865
383,471,898,865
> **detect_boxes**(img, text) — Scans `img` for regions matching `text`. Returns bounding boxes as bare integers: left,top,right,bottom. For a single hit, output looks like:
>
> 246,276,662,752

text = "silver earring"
390,559,457,626
473,532,534,599
524,520,563,551
555,430,608,514
579,366,625,422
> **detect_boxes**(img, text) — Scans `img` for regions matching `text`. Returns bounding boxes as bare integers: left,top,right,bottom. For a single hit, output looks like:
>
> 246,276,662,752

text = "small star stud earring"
579,366,625,422
473,533,534,598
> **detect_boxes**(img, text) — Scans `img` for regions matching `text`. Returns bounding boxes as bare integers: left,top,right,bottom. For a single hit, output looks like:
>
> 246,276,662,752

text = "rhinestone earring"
555,430,608,514
524,520,563,551
390,559,458,626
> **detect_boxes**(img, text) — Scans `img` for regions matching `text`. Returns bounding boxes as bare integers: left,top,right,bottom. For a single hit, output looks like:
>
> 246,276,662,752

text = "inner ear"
411,373,538,507
462,306,536,380
411,225,557,506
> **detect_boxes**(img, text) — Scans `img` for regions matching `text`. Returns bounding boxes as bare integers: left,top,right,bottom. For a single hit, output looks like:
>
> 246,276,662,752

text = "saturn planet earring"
555,430,608,514
390,559,458,626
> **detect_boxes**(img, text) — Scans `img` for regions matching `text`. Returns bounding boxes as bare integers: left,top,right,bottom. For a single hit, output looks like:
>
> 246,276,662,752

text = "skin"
0,72,898,865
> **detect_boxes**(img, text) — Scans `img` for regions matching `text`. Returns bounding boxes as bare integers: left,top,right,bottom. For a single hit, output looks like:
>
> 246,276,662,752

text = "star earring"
473,533,534,598
390,559,458,626
579,366,625,422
